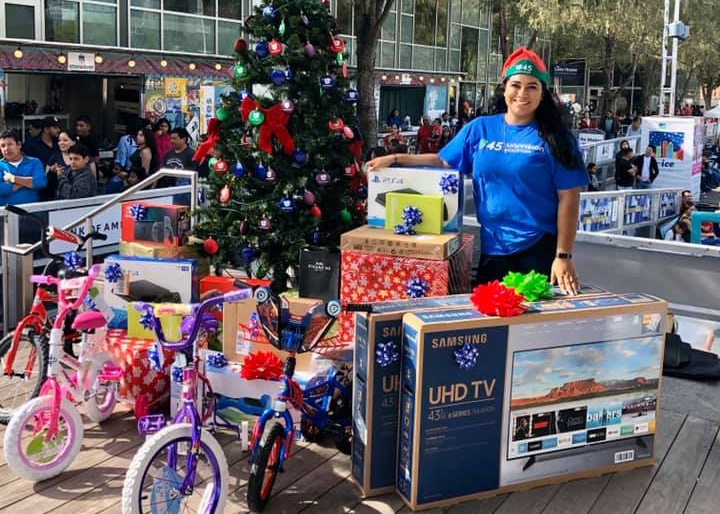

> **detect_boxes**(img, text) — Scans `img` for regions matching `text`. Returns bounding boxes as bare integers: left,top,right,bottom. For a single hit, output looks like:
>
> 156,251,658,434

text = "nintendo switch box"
367,167,463,232
121,202,191,247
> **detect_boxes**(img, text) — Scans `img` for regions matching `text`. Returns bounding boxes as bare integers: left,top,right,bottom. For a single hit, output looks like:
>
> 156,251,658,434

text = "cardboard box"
103,255,200,331
385,193,445,235
339,234,474,343
398,293,667,510
352,294,473,497
367,167,463,232
120,240,200,259
121,202,191,247
341,225,461,261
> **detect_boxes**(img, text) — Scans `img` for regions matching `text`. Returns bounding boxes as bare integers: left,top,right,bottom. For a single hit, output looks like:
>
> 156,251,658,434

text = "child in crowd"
56,143,97,200
664,219,690,242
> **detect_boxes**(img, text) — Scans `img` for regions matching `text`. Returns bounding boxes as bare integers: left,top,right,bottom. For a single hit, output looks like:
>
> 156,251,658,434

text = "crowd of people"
0,115,200,206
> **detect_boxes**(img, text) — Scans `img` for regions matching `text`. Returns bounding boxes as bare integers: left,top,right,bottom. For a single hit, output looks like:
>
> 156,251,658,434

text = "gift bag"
298,246,341,301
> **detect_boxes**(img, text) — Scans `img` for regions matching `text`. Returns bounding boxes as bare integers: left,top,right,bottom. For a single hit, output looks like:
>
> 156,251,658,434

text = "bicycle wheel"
122,423,228,514
0,329,48,425
83,355,118,423
247,422,286,512
3,395,83,481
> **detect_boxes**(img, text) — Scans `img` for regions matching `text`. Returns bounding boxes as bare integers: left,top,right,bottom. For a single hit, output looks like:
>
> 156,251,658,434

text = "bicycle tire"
3,395,83,481
0,328,48,425
122,423,228,514
83,354,118,423
247,422,285,512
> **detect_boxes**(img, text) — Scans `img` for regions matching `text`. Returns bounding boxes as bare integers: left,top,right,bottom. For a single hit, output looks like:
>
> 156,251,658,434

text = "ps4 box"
367,167,463,232
398,293,667,511
352,294,472,497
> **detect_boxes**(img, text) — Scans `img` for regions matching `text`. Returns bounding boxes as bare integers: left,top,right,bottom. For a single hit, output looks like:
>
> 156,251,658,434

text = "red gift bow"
192,118,221,164
471,280,527,317
240,97,296,156
240,350,283,381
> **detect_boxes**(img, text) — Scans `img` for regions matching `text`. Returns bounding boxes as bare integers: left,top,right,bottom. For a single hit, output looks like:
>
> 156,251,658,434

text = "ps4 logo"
371,175,404,184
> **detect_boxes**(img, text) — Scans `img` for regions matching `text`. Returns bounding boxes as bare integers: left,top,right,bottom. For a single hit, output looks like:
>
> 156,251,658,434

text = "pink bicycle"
3,264,121,481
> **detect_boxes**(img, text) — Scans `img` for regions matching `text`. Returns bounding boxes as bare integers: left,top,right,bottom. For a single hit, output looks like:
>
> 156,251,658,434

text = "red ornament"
328,118,345,132
268,40,283,56
329,37,345,53
354,201,365,213
470,281,527,317
214,159,228,173
240,351,283,380
234,38,248,52
203,237,219,255
220,185,231,204
343,165,356,177
310,204,322,218
343,126,354,139
342,61,348,78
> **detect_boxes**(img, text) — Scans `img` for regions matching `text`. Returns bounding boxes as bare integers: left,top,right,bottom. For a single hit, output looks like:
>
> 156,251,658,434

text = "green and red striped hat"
501,47,550,86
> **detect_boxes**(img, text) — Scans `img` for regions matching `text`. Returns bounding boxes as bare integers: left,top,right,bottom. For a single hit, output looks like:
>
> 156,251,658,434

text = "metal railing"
1,169,198,334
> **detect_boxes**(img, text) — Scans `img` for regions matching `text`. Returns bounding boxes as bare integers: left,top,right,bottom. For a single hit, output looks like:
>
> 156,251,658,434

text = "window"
400,13,413,43
130,9,159,49
413,46,433,71
400,0,414,14
381,42,394,68
4,4,36,39
414,0,434,46
450,23,460,49
381,9,396,40
460,26,478,80
164,13,215,54
164,0,214,16
45,0,79,43
434,48,446,71
335,0,352,34
400,44,412,68
218,0,241,19
451,0,461,22
131,0,158,8
436,0,447,46
83,3,116,46
218,20,242,56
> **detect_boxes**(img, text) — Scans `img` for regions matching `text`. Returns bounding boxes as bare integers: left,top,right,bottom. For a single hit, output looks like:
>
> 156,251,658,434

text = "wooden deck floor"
0,375,718,514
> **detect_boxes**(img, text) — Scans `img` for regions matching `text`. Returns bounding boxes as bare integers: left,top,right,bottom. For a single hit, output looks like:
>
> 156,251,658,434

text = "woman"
439,125,453,149
46,130,74,199
383,124,405,148
615,139,631,164
367,47,588,295
152,118,171,170
386,109,402,131
130,127,157,178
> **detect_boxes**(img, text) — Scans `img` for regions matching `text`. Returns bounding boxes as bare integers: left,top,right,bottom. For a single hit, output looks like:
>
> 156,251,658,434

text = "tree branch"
377,0,396,26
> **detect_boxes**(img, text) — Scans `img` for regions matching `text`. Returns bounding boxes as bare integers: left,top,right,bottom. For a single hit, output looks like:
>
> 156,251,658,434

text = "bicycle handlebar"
137,289,253,352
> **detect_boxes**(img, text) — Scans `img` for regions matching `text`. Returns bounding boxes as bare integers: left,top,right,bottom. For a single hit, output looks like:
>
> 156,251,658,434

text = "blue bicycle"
246,288,367,512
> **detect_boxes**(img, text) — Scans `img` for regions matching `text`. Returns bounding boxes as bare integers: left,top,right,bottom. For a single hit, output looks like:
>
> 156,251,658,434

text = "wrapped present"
338,233,473,343
104,329,173,405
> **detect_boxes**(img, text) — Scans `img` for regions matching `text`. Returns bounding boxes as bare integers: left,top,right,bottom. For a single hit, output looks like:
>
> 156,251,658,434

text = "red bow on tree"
192,118,221,164
240,97,296,156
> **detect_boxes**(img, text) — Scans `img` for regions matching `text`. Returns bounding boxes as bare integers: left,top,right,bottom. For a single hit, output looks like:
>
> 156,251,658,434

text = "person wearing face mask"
366,48,588,295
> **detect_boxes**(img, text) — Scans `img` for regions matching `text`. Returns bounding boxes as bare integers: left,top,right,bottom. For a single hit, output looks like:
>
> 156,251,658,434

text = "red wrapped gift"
105,329,173,406
338,233,473,342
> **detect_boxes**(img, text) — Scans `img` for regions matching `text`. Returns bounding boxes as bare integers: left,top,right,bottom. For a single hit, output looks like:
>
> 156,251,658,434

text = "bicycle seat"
72,311,107,331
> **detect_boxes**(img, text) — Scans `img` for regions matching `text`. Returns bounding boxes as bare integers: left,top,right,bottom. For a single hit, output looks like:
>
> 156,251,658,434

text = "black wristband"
556,252,572,259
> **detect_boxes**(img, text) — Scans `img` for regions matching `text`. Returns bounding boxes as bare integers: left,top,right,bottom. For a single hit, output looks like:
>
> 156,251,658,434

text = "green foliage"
193,0,365,292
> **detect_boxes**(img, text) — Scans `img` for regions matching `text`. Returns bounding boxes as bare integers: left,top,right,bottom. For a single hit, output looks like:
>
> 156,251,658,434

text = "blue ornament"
278,197,295,213
64,251,83,271
104,262,123,283
375,341,400,368
320,75,336,90
207,353,228,368
406,277,429,298
255,163,267,179
270,68,286,86
344,89,359,103
262,5,275,18
197,187,206,205
129,204,146,221
284,67,293,81
139,310,156,330
241,246,257,264
311,228,321,244
234,161,245,177
402,206,423,227
453,343,479,370
356,186,368,199
439,173,460,195
146,343,162,371
237,89,253,101
171,366,184,383
292,150,307,165
255,41,269,59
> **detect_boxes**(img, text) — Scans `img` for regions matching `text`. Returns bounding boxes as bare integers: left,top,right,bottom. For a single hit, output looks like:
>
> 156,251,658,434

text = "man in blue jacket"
0,131,48,205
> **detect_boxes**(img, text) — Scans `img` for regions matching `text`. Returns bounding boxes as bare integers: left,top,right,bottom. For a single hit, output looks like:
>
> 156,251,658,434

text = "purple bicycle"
121,288,251,514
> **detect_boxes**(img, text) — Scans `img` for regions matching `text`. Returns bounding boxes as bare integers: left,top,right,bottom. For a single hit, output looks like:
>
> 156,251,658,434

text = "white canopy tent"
703,105,720,117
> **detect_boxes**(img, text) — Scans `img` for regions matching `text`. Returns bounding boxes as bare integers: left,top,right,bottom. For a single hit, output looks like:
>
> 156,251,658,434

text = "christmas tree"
193,0,366,293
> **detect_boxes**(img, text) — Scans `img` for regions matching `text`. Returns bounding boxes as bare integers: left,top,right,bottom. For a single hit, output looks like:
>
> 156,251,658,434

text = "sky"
511,336,663,400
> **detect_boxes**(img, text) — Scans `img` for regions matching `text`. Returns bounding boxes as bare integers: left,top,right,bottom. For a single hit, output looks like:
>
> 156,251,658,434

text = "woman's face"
621,141,630,150
136,131,145,145
504,75,543,123
57,133,74,152
160,122,170,134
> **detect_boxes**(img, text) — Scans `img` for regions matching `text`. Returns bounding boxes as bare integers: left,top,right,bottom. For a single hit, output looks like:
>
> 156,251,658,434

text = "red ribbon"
471,280,527,317
192,118,221,164
240,350,283,381
240,97,295,156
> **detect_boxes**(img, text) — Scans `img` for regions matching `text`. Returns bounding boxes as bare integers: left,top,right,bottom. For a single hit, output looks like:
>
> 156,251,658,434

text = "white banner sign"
67,52,95,72
578,130,605,147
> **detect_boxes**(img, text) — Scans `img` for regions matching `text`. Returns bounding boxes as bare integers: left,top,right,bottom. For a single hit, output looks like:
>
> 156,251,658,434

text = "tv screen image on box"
507,335,662,462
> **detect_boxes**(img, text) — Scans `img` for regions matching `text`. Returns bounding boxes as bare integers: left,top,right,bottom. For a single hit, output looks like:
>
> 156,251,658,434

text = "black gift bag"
298,246,341,301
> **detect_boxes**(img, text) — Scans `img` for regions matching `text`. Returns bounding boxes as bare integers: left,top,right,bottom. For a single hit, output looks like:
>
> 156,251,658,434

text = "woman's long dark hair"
494,84,582,170
138,127,158,174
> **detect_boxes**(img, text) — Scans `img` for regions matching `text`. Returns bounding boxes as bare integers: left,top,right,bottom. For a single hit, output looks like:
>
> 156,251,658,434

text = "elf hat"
501,47,550,86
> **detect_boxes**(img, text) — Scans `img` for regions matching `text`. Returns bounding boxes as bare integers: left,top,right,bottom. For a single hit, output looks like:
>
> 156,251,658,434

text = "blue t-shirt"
438,114,588,255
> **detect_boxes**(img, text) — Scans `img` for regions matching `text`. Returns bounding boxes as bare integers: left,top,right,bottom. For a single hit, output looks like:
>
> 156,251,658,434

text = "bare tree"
353,0,395,152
